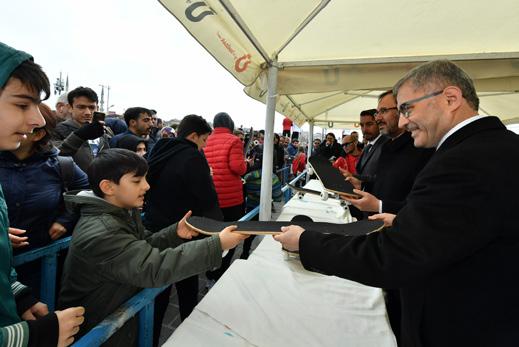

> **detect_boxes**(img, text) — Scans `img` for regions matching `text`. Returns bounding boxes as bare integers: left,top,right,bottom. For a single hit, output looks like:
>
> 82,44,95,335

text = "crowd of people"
0,41,304,347
1,38,518,347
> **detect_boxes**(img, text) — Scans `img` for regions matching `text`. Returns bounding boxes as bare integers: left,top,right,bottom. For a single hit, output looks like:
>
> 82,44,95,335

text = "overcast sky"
0,0,304,133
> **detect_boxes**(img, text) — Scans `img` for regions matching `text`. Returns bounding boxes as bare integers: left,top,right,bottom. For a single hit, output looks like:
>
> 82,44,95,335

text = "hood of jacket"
64,190,134,220
147,137,197,181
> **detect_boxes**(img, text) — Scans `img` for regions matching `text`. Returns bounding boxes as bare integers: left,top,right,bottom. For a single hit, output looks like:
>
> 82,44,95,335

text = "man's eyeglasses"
398,90,443,118
374,107,397,116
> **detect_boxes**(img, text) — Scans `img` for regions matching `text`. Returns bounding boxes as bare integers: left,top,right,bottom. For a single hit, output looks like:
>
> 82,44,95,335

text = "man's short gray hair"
56,92,69,105
393,60,479,111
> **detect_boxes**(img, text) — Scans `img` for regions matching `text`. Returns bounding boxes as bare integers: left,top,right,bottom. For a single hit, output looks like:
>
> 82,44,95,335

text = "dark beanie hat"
0,42,33,88
213,112,234,132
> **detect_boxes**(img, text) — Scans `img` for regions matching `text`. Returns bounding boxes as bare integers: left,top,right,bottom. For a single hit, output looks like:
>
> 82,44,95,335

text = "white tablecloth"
164,181,396,347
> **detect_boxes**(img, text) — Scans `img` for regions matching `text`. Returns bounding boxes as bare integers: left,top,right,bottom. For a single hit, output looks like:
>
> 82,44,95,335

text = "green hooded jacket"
58,190,222,345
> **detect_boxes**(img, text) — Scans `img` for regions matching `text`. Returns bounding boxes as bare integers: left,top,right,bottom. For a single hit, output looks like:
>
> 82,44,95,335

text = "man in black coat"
354,109,388,193
346,92,434,215
345,92,434,342
275,60,519,347
143,114,222,345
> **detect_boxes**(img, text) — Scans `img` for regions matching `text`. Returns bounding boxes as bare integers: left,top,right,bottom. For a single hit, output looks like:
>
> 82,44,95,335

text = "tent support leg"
259,64,278,221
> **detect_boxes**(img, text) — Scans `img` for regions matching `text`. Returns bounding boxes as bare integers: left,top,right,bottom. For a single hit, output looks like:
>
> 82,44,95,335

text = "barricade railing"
13,236,71,311
73,286,164,347
276,165,290,187
281,170,307,202
13,169,307,346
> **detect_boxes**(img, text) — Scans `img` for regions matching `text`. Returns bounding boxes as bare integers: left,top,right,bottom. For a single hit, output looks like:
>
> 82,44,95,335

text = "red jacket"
204,128,247,208
292,152,306,175
282,117,293,131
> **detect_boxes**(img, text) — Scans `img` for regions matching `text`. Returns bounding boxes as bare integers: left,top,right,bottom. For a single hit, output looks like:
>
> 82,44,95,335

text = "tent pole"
259,64,278,221
306,121,314,183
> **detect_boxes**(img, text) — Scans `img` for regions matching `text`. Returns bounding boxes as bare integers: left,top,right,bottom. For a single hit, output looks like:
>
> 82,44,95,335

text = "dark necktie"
359,143,373,167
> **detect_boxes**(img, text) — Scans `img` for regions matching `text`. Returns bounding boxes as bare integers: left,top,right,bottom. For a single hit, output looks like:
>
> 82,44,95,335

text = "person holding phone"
53,87,113,171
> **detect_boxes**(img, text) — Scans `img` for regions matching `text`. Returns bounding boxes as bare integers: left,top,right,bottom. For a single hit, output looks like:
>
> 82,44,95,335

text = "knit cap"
0,42,32,88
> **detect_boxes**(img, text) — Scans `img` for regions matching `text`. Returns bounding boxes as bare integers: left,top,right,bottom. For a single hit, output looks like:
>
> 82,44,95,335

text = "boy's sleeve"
144,223,183,250
1,321,29,347
9,269,38,316
0,313,59,347
96,226,223,288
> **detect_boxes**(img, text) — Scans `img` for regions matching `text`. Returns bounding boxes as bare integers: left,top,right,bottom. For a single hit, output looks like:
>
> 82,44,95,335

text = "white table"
164,181,396,347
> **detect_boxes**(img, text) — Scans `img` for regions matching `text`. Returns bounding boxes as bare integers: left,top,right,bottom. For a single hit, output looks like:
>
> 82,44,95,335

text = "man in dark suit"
275,60,519,347
354,109,388,192
345,91,434,343
346,92,434,215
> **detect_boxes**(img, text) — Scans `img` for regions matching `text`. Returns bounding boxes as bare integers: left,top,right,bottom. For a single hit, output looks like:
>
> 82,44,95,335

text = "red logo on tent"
235,54,251,72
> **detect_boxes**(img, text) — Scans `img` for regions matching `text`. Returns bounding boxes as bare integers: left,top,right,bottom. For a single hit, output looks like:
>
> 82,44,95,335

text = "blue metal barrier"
281,170,307,202
73,287,166,347
13,236,71,311
276,166,290,187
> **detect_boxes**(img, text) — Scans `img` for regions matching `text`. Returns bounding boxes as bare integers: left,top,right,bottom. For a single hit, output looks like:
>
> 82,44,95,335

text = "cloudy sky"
0,0,305,133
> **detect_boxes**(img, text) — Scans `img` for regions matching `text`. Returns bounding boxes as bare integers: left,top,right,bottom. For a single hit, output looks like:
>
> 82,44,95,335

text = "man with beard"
353,109,388,193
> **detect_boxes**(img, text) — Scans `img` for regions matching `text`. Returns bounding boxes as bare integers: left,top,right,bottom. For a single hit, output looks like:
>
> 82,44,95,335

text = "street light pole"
106,86,111,112
98,85,105,112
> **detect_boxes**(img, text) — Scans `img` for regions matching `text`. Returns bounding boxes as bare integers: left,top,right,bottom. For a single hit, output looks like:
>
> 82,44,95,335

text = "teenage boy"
0,41,84,347
109,107,153,148
53,86,112,172
144,114,223,344
58,148,247,346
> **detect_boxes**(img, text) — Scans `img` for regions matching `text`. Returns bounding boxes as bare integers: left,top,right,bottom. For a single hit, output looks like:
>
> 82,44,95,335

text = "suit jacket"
355,134,389,192
299,117,519,347
373,131,434,213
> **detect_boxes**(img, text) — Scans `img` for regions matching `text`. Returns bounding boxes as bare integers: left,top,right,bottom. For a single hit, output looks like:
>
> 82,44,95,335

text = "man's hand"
21,302,49,320
74,121,104,141
338,167,353,178
56,307,85,347
218,225,249,250
177,211,199,239
273,225,305,252
369,213,396,227
345,176,362,190
341,189,380,212
8,227,29,248
49,222,67,240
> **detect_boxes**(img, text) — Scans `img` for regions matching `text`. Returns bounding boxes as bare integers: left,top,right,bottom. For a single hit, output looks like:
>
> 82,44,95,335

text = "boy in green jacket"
0,41,85,347
58,148,247,346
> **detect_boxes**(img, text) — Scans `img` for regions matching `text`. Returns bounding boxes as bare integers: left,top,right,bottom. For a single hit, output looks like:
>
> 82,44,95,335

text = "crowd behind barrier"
13,170,306,347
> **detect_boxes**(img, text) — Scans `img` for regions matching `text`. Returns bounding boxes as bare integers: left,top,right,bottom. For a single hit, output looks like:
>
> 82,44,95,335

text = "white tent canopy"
160,0,519,219
160,0,519,126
